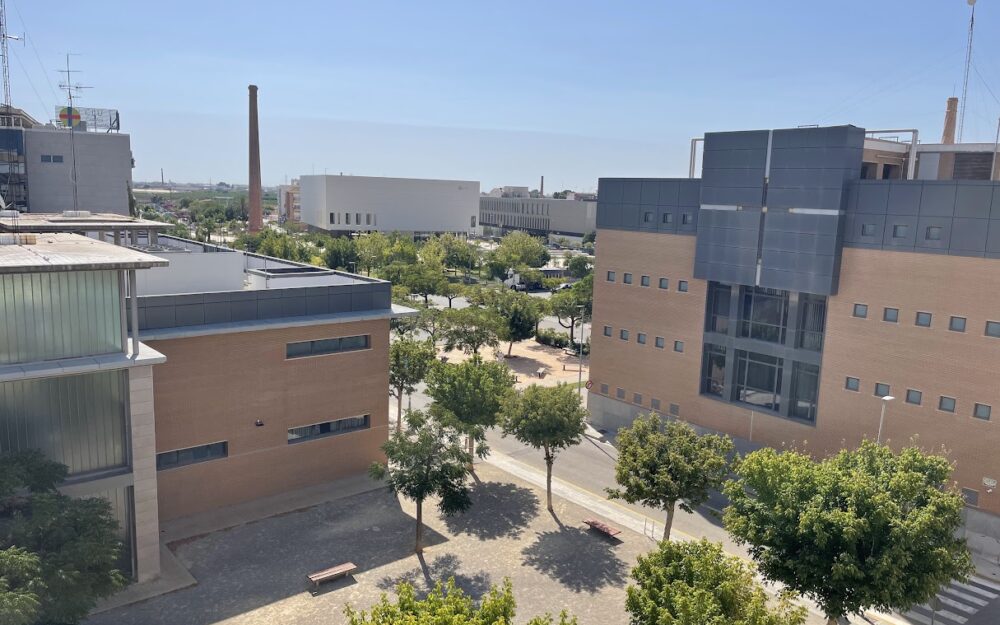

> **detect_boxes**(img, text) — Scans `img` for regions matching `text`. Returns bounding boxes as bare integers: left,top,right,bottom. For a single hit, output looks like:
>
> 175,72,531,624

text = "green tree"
500,384,588,512
386,234,419,265
439,281,465,308
474,289,544,356
369,411,473,553
419,235,447,269
0,451,126,624
440,233,479,274
356,232,389,276
426,354,516,460
441,307,504,355
549,289,586,344
627,539,807,625
724,441,973,625
416,306,448,345
323,236,358,270
565,254,593,279
403,265,448,305
607,415,733,541
581,231,596,244
389,338,437,433
493,231,549,273
345,578,576,625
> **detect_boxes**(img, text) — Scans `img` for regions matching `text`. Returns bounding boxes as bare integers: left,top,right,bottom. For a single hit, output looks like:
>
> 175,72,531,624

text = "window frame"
637,332,647,345
156,441,228,471
603,325,612,337
949,316,967,333
853,303,868,318
938,396,956,413
891,224,909,238
655,336,665,349
973,403,992,421
658,278,668,289
606,271,616,282
874,382,891,398
915,311,932,328
673,340,684,353
882,307,898,323
619,329,629,341
678,280,689,292
985,321,1000,338
285,335,371,359
905,389,922,405
845,376,860,392
287,414,371,444
623,272,633,285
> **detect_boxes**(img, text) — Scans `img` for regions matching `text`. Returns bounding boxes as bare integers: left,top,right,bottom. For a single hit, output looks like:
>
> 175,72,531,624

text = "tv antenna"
958,0,976,143
57,54,90,211
0,0,23,114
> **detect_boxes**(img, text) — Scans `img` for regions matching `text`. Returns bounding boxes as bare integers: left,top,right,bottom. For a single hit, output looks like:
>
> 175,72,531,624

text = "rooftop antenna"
0,0,23,209
958,0,976,143
57,53,90,212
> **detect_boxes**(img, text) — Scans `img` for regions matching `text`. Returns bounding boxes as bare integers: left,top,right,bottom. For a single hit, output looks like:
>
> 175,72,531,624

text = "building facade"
299,174,479,234
588,125,1000,551
479,195,597,237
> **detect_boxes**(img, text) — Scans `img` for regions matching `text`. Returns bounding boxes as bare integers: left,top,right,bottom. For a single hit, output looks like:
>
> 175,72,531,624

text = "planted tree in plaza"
627,538,807,625
564,254,593,279
426,354,516,460
345,578,576,624
416,306,448,345
724,441,973,625
439,281,465,308
389,337,438,432
549,289,586,344
500,384,588,512
355,231,389,276
0,451,126,625
490,290,544,356
323,235,358,270
607,414,733,541
370,411,473,553
486,231,549,278
403,264,448,305
441,306,503,355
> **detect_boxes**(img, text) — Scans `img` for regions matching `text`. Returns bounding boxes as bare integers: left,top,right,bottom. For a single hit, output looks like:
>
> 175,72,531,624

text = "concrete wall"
135,251,247,296
147,319,389,520
23,128,132,215
128,365,160,582
299,175,479,233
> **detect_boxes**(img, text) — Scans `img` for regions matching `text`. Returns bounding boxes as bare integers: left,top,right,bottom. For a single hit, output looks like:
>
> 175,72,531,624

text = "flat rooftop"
0,232,169,274
0,211,171,233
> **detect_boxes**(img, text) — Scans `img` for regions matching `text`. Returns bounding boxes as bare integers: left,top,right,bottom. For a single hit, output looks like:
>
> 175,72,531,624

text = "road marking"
935,595,976,614
953,580,999,599
940,587,989,606
968,575,1000,593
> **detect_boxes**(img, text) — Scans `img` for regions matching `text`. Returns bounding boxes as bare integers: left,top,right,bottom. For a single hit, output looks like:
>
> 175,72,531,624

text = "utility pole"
0,0,22,208
57,54,90,212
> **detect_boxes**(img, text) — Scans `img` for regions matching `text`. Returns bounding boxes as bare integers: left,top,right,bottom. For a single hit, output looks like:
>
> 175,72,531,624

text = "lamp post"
876,395,895,444
577,305,587,399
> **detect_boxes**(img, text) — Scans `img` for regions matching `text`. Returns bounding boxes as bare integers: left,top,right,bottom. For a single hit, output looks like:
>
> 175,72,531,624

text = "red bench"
307,562,357,588
583,519,622,538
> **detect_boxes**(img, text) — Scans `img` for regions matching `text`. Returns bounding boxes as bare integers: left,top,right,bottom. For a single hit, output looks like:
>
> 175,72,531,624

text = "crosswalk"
901,576,1000,625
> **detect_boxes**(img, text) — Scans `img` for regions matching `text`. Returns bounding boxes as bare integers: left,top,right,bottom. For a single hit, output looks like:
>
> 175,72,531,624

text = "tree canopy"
724,441,972,624
490,231,549,275
356,232,389,275
389,337,438,432
607,415,733,540
549,289,587,344
441,307,504,355
475,289,544,356
564,254,593,279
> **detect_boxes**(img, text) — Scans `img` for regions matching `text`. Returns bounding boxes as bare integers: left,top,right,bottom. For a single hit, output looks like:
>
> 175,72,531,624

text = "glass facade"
739,286,789,343
733,350,783,411
286,334,370,359
288,414,370,443
705,282,731,334
701,344,727,397
789,362,819,422
797,294,826,351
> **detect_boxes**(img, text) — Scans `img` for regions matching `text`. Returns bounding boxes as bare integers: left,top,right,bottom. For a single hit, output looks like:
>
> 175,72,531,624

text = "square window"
845,376,860,392
651,398,661,411
637,333,647,345
620,329,629,341
883,307,898,323
938,396,956,413
633,393,643,405
949,316,966,332
974,403,992,421
915,311,932,327
603,325,612,337
616,387,625,400
606,271,616,282
861,223,877,236
643,211,654,223
963,488,979,507
640,275,650,287
925,226,942,241
669,403,680,416
986,321,1000,338
623,273,633,285
678,280,689,292
874,382,890,398
655,337,665,349
905,389,922,405
658,278,668,289
673,341,684,353
853,303,868,318
682,213,693,225
661,213,673,224
892,224,909,238
600,383,609,395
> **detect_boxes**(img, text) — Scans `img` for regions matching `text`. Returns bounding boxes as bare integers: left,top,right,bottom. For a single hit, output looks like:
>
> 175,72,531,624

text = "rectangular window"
643,211,654,223
285,335,370,359
651,398,661,411
640,275,650,287
607,271,616,282
701,344,727,398
915,311,932,327
658,278,668,289
156,441,228,471
906,389,923,405
682,213,693,225
797,293,827,351
673,340,684,353
655,337,665,349
288,414,370,443
925,226,942,241
366,213,372,225
603,325,612,337
600,383,609,395
853,303,868,318
345,212,351,225
739,286,789,344
678,280,689,292
616,388,625,399
620,329,629,341
987,321,1000,338
633,393,643,405
355,212,361,225
329,212,336,224
637,333,647,345
41,154,52,163
883,307,898,323
706,282,732,334
52,155,64,163
732,350,783,411
790,362,820,423
845,376,860,392
892,224,909,238
949,316,966,332
874,382,891,398
963,488,979,507
662,213,673,224
974,403,992,421
939,396,956,413
623,273,633,285
669,403,680,416
861,223,877,236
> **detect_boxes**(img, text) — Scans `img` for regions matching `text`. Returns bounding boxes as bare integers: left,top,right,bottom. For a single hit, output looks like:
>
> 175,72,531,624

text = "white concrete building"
479,195,597,237
299,175,479,234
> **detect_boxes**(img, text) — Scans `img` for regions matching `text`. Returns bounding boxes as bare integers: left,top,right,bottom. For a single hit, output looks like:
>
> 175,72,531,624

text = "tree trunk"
415,498,424,553
544,448,554,512
507,341,514,357
396,392,404,433
826,618,839,625
663,502,676,541
569,321,575,345
424,294,430,304
468,435,476,470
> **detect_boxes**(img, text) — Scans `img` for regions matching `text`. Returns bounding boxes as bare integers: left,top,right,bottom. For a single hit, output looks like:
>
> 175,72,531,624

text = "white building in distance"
299,175,479,234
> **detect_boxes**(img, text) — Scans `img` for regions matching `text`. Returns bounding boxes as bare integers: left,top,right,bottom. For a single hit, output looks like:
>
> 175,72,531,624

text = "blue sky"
8,1,1000,189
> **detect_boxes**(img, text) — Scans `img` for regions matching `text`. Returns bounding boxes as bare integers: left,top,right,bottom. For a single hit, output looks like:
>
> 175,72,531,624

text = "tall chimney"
248,85,263,233
540,175,544,197
938,96,959,180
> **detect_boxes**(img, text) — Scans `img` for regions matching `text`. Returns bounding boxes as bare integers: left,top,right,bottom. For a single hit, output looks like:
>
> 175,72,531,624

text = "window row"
602,325,684,352
40,154,64,163
596,382,680,416
706,282,827,352
852,304,1000,337
606,270,688,292
845,377,991,421
286,334,370,359
329,211,376,227
156,441,228,471
287,414,371,443
861,222,948,242
641,210,694,226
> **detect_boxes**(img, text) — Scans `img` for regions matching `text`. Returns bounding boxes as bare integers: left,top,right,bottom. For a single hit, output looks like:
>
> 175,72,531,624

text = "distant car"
551,282,574,292
512,283,528,292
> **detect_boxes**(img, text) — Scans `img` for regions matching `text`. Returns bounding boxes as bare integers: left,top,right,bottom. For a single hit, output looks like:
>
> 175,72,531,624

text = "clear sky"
8,0,1000,189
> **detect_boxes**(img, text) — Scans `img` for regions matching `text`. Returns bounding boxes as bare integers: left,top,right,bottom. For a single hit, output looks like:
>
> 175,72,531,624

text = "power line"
9,0,59,103
10,47,45,113
958,0,976,143
973,62,1000,108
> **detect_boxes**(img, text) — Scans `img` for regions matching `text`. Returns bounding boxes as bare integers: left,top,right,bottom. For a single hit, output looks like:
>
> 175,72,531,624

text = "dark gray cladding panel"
758,211,843,295
693,209,760,284
597,178,701,236
701,130,769,208
767,126,864,211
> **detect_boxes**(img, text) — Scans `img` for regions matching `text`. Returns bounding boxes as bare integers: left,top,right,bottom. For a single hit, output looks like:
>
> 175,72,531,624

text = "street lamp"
577,305,587,399
876,395,895,444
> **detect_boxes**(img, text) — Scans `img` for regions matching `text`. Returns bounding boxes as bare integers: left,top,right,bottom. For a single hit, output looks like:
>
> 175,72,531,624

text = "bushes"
535,329,590,354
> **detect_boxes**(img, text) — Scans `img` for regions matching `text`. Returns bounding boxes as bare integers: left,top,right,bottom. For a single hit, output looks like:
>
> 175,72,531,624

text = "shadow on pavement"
376,552,493,600
520,526,628,593
443,480,540,540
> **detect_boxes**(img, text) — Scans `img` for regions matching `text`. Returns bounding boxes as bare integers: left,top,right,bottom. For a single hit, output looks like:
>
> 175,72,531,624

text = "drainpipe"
689,137,703,178
865,129,919,180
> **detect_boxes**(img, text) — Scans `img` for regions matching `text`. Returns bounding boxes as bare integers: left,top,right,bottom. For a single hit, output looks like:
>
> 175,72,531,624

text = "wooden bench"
535,367,547,378
583,519,622,538
307,562,357,588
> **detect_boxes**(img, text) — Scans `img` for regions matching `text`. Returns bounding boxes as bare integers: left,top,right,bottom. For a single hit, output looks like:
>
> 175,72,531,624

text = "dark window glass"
288,415,370,443
797,293,827,351
892,224,909,238
655,337,665,349
925,226,942,241
883,307,898,323
623,273,633,285
286,335,370,358
874,382,890,398
616,388,625,399
640,275,650,287
669,403,680,416
606,271,615,282
603,325,612,337
661,213,673,224
739,286,789,344
987,321,1000,338
633,393,642,405
678,280,689,292
853,303,868,318
52,155,64,163
974,404,991,421
620,329,629,340
906,389,922,405
939,396,956,413
861,223,877,236
790,362,819,422
643,211,654,223
41,154,52,163
673,341,684,353
329,212,336,224
915,312,932,327
705,282,731,334
845,376,860,391
682,213,693,225
732,350,783,411
701,344,727,398
658,278,668,289
345,212,351,225
949,316,966,332
600,383,609,395
963,488,979,507
651,398,661,411
637,333,647,345
157,441,228,470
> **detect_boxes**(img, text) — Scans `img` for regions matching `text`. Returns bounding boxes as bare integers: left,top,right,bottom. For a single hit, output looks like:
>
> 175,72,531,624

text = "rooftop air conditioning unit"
61,210,92,218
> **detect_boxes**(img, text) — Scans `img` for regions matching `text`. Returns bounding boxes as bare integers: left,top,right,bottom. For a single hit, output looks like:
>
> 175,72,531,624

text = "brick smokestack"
248,85,263,233
937,96,959,180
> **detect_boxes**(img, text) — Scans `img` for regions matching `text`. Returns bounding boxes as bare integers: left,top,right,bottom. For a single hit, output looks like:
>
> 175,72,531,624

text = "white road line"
953,580,1000,599
940,586,989,606
935,595,977,614
969,575,1000,593
928,608,968,623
